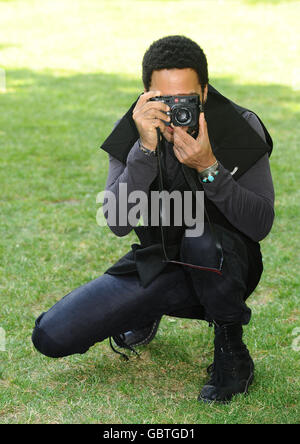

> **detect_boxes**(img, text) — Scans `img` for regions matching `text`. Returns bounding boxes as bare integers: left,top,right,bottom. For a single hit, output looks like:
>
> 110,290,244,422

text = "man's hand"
132,91,170,151
173,112,216,172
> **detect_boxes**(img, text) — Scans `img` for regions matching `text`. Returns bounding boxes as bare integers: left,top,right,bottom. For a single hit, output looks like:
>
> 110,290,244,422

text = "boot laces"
108,336,140,361
207,348,237,386
207,322,245,385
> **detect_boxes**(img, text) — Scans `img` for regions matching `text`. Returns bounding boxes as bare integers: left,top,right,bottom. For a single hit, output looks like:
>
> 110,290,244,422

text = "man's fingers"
173,145,184,162
173,127,191,151
133,91,161,116
140,100,170,114
133,101,170,122
197,112,207,139
136,90,162,107
155,119,167,133
173,138,188,157
143,109,170,122
174,126,190,142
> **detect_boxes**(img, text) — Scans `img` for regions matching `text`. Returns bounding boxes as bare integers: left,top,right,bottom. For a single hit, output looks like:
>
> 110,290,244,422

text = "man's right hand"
132,91,170,151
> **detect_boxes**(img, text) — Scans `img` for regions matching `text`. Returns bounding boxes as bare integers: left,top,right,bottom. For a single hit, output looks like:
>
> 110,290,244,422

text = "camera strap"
155,127,224,275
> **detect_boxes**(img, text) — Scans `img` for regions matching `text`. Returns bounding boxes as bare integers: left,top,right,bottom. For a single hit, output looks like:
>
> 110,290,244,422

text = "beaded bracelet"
138,141,157,157
197,160,219,183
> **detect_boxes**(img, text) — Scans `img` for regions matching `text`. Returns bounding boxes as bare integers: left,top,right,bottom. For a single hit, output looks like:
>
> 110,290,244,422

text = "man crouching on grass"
32,35,275,403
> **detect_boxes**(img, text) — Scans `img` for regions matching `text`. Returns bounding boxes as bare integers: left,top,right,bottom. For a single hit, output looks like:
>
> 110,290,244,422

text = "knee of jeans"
32,312,67,358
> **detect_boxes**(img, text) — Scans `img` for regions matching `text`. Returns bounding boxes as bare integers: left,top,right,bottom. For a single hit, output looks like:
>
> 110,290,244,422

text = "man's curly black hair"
142,35,209,93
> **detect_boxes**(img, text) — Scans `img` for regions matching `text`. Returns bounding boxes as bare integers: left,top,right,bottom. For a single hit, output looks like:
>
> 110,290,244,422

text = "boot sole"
198,371,254,404
131,318,161,346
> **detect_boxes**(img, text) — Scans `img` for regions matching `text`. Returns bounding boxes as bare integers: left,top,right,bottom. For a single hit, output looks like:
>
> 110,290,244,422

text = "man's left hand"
173,112,216,173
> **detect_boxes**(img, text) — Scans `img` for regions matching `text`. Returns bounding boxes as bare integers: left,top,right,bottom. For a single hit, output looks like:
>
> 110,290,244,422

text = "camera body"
149,94,201,127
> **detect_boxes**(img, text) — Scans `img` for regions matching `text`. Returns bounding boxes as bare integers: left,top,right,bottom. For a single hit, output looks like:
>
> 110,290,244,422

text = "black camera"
149,94,202,127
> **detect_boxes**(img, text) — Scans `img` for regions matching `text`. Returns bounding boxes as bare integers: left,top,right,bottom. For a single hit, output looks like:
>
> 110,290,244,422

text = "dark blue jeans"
32,225,253,358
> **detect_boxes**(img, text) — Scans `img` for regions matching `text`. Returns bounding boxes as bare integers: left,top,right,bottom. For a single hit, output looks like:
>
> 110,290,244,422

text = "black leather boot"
109,318,162,359
198,321,254,403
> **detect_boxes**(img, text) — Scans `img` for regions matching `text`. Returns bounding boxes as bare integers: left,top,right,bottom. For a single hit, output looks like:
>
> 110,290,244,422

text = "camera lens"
174,107,192,125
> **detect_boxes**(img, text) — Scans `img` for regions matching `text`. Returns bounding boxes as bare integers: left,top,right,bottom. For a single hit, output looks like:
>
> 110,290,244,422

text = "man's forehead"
176,91,198,95
150,69,201,93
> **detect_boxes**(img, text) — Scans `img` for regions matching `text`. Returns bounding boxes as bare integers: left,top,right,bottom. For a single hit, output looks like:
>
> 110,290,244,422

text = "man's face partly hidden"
147,68,208,144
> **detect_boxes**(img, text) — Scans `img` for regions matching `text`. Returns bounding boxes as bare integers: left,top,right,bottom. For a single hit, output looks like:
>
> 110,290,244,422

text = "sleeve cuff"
126,139,158,170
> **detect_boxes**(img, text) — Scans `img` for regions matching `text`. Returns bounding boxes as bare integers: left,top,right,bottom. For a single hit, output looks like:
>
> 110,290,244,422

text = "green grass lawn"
0,0,299,424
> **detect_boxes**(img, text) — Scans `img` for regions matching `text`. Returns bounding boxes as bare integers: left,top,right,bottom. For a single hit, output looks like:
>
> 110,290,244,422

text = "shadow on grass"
44,328,214,395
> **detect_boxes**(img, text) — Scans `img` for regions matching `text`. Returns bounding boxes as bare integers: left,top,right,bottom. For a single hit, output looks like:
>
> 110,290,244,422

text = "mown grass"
0,0,299,424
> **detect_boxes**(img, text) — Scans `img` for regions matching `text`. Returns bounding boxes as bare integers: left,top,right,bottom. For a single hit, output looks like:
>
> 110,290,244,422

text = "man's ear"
201,84,208,104
204,84,208,103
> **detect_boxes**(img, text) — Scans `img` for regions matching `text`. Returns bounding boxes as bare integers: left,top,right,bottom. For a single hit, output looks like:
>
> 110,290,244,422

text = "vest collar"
100,83,273,180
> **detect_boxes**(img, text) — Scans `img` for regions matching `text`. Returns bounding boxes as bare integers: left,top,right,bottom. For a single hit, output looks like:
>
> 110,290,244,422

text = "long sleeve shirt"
103,110,275,243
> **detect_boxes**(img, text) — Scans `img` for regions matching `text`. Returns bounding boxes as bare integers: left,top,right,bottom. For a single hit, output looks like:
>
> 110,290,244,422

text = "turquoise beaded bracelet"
197,160,219,183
